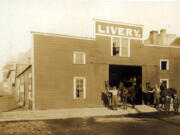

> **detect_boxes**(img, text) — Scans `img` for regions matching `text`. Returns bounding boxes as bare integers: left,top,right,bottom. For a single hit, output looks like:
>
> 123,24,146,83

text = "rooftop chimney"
149,30,158,44
160,29,167,45
160,29,166,34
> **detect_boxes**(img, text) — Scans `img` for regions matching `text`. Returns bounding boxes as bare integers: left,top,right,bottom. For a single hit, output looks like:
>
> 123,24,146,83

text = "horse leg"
124,98,127,110
161,103,164,109
122,97,125,109
133,100,135,108
122,96,127,110
131,96,135,108
123,98,125,109
133,94,136,108
160,102,163,108
124,99,126,110
125,97,127,110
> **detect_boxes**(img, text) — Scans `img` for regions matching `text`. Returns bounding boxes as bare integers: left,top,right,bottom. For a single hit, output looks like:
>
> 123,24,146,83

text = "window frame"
160,79,169,88
73,77,86,99
160,59,169,70
73,51,86,64
111,36,130,57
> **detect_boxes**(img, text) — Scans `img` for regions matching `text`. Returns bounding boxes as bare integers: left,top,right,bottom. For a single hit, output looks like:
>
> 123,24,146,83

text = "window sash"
111,37,130,57
73,77,86,99
73,52,86,64
160,59,169,70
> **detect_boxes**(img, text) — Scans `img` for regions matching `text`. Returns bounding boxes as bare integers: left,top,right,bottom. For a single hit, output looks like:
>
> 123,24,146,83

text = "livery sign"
95,21,143,39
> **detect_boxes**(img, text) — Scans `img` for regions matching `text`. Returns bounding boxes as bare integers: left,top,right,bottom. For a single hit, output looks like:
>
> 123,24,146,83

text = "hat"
113,86,117,89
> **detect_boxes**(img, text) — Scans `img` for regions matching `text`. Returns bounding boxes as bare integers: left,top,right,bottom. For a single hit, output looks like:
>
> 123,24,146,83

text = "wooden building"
30,19,180,110
15,65,32,109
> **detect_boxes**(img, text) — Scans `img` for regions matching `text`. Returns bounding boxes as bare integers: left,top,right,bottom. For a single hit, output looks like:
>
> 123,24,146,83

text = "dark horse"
160,87,177,109
142,82,154,105
119,81,136,109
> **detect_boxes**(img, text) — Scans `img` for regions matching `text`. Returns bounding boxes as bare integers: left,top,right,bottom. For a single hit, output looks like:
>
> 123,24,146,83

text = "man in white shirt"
108,86,118,110
149,84,161,108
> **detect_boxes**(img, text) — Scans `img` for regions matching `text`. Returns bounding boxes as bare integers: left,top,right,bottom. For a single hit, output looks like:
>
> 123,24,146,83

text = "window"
111,37,130,57
28,73,32,79
160,59,169,70
160,79,169,89
112,37,120,56
121,38,129,57
73,52,86,64
73,77,86,99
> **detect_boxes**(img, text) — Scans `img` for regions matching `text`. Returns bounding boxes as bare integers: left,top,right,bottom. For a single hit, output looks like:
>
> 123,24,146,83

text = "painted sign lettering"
96,21,143,39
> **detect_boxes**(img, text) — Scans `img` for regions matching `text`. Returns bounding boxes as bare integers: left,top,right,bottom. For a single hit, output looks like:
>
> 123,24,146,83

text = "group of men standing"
105,79,179,113
146,82,179,113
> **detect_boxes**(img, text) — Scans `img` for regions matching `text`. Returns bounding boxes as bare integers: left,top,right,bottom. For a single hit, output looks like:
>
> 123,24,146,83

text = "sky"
0,0,180,81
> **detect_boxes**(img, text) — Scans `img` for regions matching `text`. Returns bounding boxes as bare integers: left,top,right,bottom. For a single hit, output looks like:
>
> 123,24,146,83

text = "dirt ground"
0,112,180,135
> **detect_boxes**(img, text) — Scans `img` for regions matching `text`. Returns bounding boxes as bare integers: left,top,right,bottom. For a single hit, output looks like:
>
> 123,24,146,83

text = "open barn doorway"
109,65,142,104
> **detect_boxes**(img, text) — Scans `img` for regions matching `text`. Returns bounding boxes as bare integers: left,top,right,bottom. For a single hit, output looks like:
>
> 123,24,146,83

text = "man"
108,86,118,110
129,76,137,86
149,84,161,108
173,94,179,113
122,87,128,110
143,82,151,105
165,95,171,114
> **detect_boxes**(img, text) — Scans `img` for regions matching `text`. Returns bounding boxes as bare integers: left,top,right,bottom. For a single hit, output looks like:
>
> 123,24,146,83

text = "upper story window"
73,77,86,99
111,37,130,57
73,51,86,64
160,59,169,70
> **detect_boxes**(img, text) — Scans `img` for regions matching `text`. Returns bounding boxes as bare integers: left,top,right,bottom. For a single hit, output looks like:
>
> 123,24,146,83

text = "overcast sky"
0,0,180,80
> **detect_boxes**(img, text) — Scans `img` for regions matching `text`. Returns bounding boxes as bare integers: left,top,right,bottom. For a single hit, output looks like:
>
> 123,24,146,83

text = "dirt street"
0,112,180,135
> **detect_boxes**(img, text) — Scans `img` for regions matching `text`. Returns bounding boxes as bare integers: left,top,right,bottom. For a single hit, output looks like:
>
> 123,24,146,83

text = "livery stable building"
30,19,180,110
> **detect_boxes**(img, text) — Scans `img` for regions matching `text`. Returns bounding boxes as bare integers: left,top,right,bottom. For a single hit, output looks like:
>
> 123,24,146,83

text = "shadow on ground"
1,111,180,135
45,111,180,135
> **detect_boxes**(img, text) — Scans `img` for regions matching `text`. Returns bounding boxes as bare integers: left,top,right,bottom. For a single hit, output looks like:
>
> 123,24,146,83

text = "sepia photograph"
0,0,180,135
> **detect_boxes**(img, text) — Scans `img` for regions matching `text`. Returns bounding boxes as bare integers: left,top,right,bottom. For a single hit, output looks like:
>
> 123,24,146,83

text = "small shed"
15,65,32,109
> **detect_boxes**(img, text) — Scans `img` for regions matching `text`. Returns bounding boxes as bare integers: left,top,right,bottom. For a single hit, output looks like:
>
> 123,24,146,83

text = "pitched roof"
171,37,180,46
16,64,30,77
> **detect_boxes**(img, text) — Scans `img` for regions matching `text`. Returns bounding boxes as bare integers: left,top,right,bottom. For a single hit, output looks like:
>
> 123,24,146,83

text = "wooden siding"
33,34,180,109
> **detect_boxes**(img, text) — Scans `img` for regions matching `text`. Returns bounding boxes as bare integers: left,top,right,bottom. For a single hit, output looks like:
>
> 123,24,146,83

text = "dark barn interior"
109,65,142,104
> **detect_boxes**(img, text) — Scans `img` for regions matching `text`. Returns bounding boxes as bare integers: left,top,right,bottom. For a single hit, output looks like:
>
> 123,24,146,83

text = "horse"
104,80,112,107
166,88,177,99
142,85,154,105
119,82,128,109
160,87,177,109
119,81,136,109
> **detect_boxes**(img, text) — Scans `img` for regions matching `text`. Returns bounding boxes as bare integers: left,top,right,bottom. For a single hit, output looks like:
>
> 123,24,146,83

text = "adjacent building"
1,49,32,109
2,63,16,94
15,65,32,109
